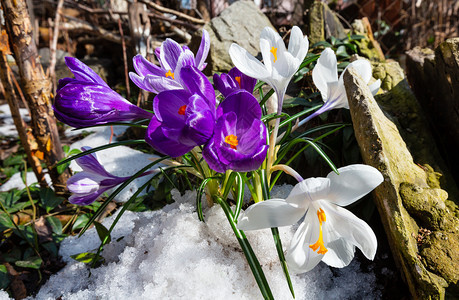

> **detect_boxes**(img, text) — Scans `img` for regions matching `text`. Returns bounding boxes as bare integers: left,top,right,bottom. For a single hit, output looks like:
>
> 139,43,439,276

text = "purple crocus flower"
67,147,130,205
54,57,152,128
213,67,257,98
145,65,216,157
203,90,268,173
129,29,210,94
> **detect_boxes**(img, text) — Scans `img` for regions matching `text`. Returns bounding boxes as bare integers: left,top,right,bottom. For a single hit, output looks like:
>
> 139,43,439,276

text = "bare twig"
49,0,64,91
139,0,206,24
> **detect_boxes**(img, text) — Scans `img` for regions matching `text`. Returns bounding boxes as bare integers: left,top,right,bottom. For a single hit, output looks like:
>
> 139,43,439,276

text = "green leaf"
15,256,42,269
47,216,63,234
42,242,58,257
0,213,14,231
0,264,10,290
336,45,349,58
40,188,64,213
62,145,70,154
72,214,90,231
3,155,23,167
94,221,111,244
70,252,104,265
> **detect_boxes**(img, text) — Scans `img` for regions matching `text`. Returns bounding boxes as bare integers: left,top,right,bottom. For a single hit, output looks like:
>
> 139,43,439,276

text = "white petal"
325,81,348,109
321,200,377,260
312,48,338,100
326,164,383,206
237,199,305,231
340,59,372,85
369,79,381,96
229,43,269,81
273,51,299,83
322,238,355,268
286,177,330,207
285,207,324,274
260,37,273,74
288,26,309,62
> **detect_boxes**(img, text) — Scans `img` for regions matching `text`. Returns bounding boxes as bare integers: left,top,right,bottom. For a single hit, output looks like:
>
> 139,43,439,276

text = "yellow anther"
225,134,239,150
235,76,241,87
178,105,186,115
270,47,278,62
309,208,328,255
165,69,175,79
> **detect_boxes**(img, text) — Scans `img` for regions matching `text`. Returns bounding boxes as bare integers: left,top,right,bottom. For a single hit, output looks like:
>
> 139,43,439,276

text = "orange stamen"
165,69,175,79
178,105,186,115
235,76,241,87
270,47,278,62
309,208,328,255
225,134,239,150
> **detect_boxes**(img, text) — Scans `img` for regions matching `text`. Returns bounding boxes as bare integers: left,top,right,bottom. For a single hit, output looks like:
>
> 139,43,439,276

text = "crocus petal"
321,236,355,268
285,208,324,274
195,29,210,70
74,151,112,177
229,43,270,82
219,90,261,130
202,139,226,173
340,59,372,85
132,55,164,77
326,164,383,207
160,38,183,72
369,79,381,96
228,67,257,94
237,199,305,231
144,75,182,94
288,26,309,62
145,116,194,157
179,66,215,109
153,90,189,125
325,81,348,109
64,57,108,87
321,200,377,260
312,48,338,100
67,173,101,194
182,94,215,145
213,73,238,97
286,177,330,207
129,72,158,94
68,189,108,205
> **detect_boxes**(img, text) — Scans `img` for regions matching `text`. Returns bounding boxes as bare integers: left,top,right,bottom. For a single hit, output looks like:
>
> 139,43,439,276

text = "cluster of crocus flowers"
54,57,153,128
54,24,385,286
237,164,383,273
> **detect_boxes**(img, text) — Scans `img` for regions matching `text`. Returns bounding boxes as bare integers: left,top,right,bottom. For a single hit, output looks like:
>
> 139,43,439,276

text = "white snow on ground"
0,104,30,137
1,104,382,299
31,186,381,300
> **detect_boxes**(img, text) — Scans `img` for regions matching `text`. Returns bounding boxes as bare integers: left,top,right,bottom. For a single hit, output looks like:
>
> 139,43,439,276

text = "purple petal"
75,150,112,177
129,72,159,93
54,82,152,128
144,75,183,94
57,77,74,90
195,29,210,70
220,90,261,131
182,94,215,145
145,116,194,157
160,39,183,72
65,57,108,87
213,73,238,98
179,66,215,110
153,90,189,125
202,139,226,173
228,67,257,94
132,55,164,77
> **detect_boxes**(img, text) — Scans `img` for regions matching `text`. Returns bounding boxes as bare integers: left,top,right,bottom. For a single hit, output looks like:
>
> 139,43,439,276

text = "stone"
351,18,385,61
307,1,347,45
406,39,459,185
344,67,459,299
191,0,274,73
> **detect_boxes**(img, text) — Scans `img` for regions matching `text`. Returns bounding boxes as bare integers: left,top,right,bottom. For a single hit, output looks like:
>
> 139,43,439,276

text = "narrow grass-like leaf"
259,88,275,107
260,170,295,298
217,197,273,299
70,121,149,131
233,173,245,221
196,177,219,222
79,156,169,236
57,140,146,167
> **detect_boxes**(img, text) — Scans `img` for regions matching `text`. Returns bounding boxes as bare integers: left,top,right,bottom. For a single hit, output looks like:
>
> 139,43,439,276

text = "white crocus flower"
229,26,309,113
237,164,383,274
298,48,381,127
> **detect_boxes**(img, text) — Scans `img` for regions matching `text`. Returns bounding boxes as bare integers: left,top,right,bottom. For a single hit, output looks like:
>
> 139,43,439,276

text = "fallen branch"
139,0,206,24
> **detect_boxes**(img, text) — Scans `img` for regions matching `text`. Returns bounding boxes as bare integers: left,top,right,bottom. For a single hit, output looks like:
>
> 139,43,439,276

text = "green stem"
216,197,274,300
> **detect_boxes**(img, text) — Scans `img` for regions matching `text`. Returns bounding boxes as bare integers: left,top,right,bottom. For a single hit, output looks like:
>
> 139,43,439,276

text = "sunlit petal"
312,48,338,100
237,199,305,231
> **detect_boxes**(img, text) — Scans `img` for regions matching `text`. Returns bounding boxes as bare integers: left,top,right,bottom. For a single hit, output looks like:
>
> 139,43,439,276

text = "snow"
31,186,381,300
1,103,383,299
